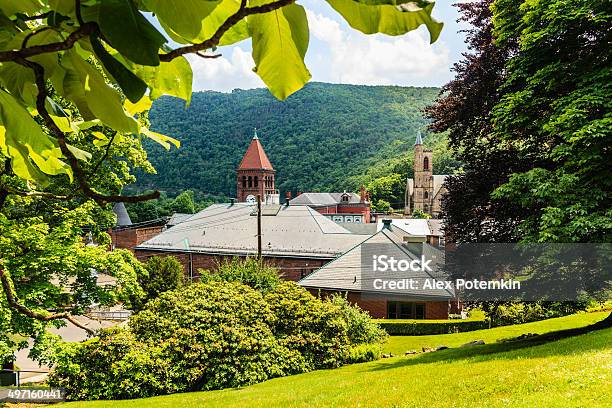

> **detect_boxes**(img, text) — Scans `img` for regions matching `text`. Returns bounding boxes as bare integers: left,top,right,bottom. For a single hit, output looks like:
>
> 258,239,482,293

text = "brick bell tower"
236,129,276,203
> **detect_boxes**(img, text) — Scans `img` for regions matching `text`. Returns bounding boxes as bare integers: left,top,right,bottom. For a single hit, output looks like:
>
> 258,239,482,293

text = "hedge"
374,319,489,335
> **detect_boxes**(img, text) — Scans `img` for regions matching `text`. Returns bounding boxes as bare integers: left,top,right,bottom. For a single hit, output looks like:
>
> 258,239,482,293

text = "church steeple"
414,130,423,146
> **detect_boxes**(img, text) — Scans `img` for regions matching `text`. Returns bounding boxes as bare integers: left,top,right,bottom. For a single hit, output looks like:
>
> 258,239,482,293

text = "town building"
404,132,448,218
236,129,279,204
289,187,372,223
109,203,166,250
134,203,371,281
299,221,454,319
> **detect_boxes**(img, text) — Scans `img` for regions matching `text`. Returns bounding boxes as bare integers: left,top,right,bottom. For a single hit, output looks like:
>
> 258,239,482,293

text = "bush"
136,256,185,308
375,320,489,335
487,301,589,326
328,294,388,345
198,257,281,293
347,343,383,363
49,280,387,400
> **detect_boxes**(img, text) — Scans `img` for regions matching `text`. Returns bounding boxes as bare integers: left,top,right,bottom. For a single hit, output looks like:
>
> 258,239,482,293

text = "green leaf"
83,0,166,66
60,50,139,133
0,90,70,183
248,4,311,100
326,0,443,42
0,0,42,17
90,35,148,103
66,144,92,162
49,0,75,15
126,56,193,105
144,0,219,43
141,128,180,150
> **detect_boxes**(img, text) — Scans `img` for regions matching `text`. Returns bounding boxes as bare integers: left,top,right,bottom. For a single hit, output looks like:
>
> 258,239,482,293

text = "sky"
185,1,468,92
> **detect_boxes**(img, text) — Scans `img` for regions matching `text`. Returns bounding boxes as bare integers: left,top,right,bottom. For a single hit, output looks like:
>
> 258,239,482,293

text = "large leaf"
149,0,248,46
0,90,70,183
140,128,180,150
326,0,443,42
0,0,42,17
90,35,148,103
126,55,193,105
144,0,219,43
248,3,311,100
83,0,166,66
60,50,139,133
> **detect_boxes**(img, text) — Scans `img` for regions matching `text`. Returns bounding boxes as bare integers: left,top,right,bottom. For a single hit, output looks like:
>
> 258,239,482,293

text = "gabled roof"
377,218,431,237
238,134,274,170
137,203,371,259
167,213,194,227
298,228,453,299
290,192,366,206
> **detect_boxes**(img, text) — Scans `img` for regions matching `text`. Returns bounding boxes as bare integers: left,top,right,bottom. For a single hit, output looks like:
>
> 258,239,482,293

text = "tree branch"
1,266,95,335
159,0,295,62
0,22,98,63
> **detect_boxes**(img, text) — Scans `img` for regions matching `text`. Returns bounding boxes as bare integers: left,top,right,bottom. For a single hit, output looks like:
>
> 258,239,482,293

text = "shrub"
136,256,185,308
265,281,351,369
375,320,489,335
198,257,281,293
347,343,383,363
328,294,388,345
487,301,589,326
49,280,387,400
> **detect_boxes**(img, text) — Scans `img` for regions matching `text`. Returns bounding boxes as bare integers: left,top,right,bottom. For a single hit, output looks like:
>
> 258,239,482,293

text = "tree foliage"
0,0,443,365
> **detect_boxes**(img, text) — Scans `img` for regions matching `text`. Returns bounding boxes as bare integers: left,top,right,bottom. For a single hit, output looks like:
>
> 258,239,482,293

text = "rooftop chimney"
382,219,392,229
359,185,366,203
285,191,292,206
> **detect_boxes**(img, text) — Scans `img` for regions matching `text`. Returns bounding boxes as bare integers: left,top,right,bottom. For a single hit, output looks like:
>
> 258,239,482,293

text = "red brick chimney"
360,185,366,202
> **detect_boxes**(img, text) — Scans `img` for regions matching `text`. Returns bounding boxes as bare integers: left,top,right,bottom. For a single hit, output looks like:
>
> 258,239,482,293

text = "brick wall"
134,249,330,282
111,226,164,250
310,289,449,319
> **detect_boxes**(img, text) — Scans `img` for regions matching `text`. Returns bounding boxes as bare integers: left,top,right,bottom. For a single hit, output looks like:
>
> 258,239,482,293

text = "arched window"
254,176,259,187
423,157,429,171
248,176,252,188
424,191,429,199
341,194,350,203
242,176,246,188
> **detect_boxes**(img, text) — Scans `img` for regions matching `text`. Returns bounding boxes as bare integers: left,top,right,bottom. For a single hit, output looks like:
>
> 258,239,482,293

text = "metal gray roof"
137,203,371,259
299,229,453,299
290,192,365,206
167,212,194,227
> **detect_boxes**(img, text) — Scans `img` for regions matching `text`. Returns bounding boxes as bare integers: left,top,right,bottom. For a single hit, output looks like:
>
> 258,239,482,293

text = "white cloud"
306,10,450,86
188,46,264,92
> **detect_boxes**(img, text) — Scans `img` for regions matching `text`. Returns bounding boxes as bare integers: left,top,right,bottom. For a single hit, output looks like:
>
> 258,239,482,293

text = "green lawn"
58,312,612,408
384,311,608,355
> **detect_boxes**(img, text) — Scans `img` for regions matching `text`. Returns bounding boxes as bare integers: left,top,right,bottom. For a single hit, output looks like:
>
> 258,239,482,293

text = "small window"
248,176,252,188
387,302,426,319
345,217,353,223
424,191,429,199
341,194,350,203
423,157,429,171
354,217,362,223
254,176,259,187
242,176,247,188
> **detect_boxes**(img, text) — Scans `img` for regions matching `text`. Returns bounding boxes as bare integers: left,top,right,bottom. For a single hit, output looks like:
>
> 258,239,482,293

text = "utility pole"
256,194,262,259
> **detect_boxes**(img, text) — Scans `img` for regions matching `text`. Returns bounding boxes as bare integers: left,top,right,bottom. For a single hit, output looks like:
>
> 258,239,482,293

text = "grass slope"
58,312,611,408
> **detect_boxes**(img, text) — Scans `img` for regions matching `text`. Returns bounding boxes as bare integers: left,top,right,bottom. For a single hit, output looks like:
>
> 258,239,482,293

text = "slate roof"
167,213,193,227
136,203,371,259
376,218,431,237
238,134,274,170
299,228,453,300
290,192,366,206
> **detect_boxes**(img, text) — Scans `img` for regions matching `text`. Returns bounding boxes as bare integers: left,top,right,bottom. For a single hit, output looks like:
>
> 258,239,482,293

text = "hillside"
136,83,452,198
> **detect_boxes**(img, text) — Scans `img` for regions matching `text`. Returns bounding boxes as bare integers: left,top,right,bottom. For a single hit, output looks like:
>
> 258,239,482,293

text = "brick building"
289,187,372,223
299,223,454,319
134,203,371,281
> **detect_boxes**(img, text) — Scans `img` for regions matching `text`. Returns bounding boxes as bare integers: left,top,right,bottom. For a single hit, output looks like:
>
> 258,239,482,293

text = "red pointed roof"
238,131,274,170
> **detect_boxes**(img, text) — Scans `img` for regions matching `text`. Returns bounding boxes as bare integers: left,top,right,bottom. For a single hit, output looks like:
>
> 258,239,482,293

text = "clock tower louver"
236,129,277,203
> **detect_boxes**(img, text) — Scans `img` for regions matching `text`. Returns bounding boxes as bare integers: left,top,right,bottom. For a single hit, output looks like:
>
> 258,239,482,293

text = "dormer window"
341,194,350,203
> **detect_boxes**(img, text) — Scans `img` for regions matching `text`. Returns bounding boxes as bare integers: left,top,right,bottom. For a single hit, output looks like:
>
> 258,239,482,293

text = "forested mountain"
136,82,457,200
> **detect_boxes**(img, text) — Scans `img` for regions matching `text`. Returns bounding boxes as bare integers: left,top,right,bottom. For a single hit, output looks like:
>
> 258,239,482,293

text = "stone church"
404,132,447,218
